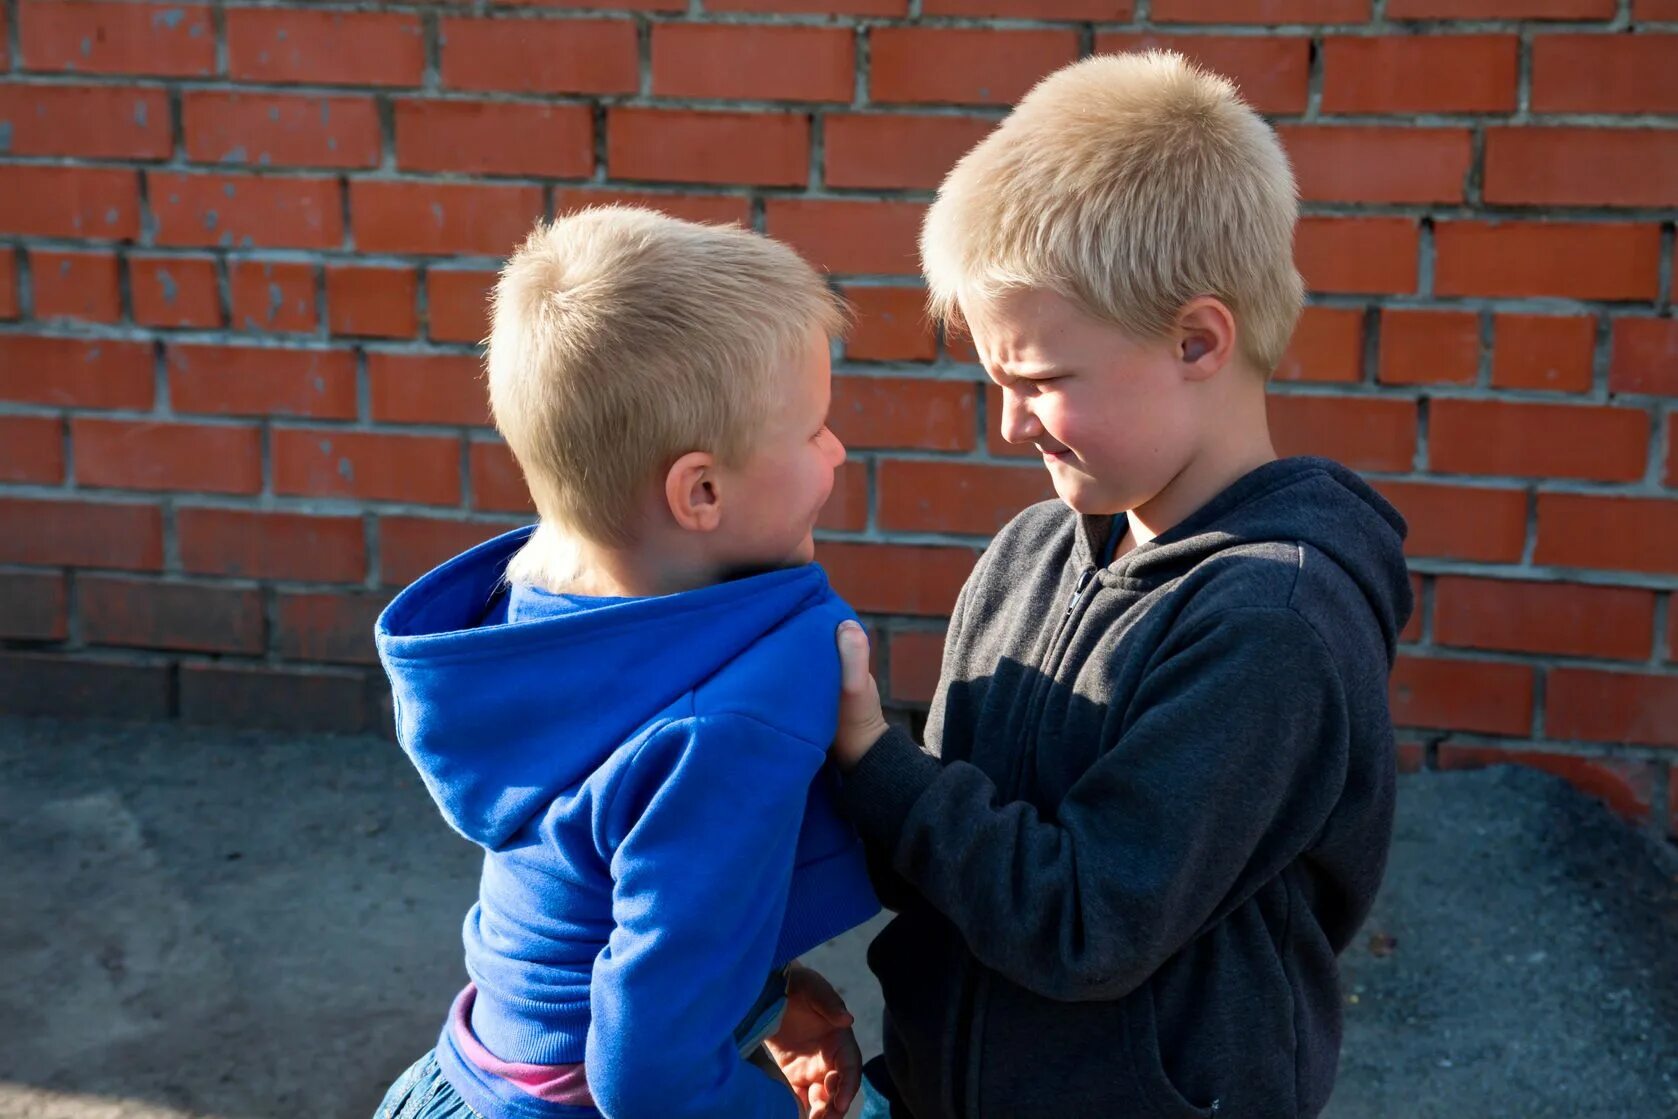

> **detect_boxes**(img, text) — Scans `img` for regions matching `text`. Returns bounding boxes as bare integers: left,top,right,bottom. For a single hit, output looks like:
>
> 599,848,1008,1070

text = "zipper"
1064,565,1096,618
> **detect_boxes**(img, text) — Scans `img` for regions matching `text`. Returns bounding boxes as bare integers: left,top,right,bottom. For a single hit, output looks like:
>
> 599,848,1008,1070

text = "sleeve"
586,714,823,1119
840,606,1351,1002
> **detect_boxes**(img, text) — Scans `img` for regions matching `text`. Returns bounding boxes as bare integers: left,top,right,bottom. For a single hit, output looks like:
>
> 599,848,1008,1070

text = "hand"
763,962,862,1119
834,622,890,772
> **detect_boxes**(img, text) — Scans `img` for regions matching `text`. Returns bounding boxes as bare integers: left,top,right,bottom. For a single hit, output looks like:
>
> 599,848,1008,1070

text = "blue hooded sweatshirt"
375,526,880,1119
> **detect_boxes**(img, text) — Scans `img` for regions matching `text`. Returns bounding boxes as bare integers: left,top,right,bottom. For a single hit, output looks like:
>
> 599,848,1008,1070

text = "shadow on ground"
1,716,1674,1118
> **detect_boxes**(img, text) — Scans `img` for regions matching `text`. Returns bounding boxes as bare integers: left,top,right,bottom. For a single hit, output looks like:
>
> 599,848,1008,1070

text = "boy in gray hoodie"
827,51,1413,1118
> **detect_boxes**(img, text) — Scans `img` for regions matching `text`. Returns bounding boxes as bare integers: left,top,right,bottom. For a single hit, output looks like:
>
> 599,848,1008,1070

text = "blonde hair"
921,50,1304,375
485,206,846,581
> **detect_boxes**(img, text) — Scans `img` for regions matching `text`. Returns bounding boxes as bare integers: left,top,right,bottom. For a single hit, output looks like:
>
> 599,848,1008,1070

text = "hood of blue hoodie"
376,526,840,850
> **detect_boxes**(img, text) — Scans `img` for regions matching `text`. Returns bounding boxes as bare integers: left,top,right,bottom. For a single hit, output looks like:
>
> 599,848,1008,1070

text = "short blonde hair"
486,206,846,557
921,50,1304,375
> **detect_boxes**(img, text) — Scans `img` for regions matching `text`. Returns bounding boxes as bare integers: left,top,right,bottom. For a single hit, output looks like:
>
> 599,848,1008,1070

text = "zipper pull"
1064,566,1096,618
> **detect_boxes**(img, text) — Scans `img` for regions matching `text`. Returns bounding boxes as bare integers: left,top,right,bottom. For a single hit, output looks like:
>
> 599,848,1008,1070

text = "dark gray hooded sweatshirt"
839,456,1412,1119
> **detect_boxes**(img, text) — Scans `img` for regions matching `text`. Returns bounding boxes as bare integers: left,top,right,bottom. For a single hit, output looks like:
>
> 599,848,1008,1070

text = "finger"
828,1069,853,1117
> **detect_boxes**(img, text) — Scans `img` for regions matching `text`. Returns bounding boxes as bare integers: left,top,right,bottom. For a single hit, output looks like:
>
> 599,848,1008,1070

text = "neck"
1128,389,1276,548
518,523,718,599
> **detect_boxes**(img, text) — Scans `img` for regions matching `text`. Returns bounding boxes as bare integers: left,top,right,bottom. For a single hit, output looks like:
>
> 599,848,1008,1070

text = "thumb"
837,621,872,695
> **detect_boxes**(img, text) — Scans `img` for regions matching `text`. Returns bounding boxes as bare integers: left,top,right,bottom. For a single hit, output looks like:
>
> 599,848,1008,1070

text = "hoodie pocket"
1122,985,1219,1119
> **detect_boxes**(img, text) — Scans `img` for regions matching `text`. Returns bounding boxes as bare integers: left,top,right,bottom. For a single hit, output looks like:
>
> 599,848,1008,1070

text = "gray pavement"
0,715,1674,1118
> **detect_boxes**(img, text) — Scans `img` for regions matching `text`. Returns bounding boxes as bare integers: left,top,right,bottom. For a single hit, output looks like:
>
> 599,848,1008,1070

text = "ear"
664,451,722,534
1175,297,1237,381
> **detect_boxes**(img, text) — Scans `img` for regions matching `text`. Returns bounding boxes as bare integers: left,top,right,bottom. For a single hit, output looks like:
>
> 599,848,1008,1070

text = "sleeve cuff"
838,725,942,852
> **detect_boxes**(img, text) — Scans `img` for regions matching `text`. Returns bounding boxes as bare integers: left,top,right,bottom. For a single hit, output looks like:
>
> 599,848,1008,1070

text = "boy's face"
715,327,845,570
964,288,1201,518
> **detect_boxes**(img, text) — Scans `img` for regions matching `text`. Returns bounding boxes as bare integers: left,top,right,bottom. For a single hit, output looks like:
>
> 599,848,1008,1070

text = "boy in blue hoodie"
373,206,880,1119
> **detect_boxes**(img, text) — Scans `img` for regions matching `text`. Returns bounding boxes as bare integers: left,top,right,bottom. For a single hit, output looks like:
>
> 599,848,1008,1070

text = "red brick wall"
0,0,1674,836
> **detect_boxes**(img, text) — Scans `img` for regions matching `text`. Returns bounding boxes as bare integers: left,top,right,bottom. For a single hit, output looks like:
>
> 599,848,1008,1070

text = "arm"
587,715,823,1119
837,607,1350,1002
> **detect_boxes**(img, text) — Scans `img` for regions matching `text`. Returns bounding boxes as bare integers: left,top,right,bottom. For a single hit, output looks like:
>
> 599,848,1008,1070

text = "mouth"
1037,443,1074,462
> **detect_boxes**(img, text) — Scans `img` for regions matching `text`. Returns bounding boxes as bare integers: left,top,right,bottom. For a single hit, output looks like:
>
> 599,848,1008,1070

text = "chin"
1051,476,1125,516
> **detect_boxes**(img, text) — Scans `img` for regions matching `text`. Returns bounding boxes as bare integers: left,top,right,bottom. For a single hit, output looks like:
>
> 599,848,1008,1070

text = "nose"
823,426,846,468
999,389,1042,446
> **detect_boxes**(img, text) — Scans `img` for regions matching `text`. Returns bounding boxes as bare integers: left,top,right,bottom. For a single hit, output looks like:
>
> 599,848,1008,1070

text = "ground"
1,716,1674,1118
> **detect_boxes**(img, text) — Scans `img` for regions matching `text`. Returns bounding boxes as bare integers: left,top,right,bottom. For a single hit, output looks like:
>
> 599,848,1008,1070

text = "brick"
708,0,903,12
1669,600,1678,662
610,108,809,188
878,460,1055,535
82,575,265,655
73,418,262,496
1274,307,1363,383
368,353,491,427
1636,0,1678,16
1269,394,1418,472
0,653,171,721
1430,400,1649,483
1152,0,1369,18
872,28,1079,106
1547,668,1678,747
552,189,751,228
440,17,637,95
0,250,15,318
469,441,535,515
167,344,356,420
0,415,63,484
0,497,163,570
766,199,926,277
30,249,120,324
228,8,424,87
0,336,153,410
1294,218,1418,295
1321,36,1518,113
927,0,1126,13
653,24,854,102
228,259,317,334
1609,318,1678,397
1395,741,1425,773
1279,126,1471,205
1378,309,1480,387
1435,577,1655,660
1373,481,1528,563
1670,417,1678,488
326,265,419,340
1485,129,1678,210
1434,222,1661,302
394,99,594,178
1388,0,1612,13
379,516,514,586
183,92,381,169
817,460,868,532
351,181,544,257
1532,36,1678,113
888,628,947,705
130,254,222,329
20,0,214,77
427,268,496,344
1437,747,1654,823
1093,34,1308,114
151,172,343,250
0,165,138,239
825,114,998,190
274,429,463,506
843,287,936,363
178,508,366,583
276,591,392,666
0,82,172,158
829,377,978,451
180,663,372,734
0,571,67,641
818,542,978,617
1390,655,1534,736
1492,314,1595,393
1535,494,1678,576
